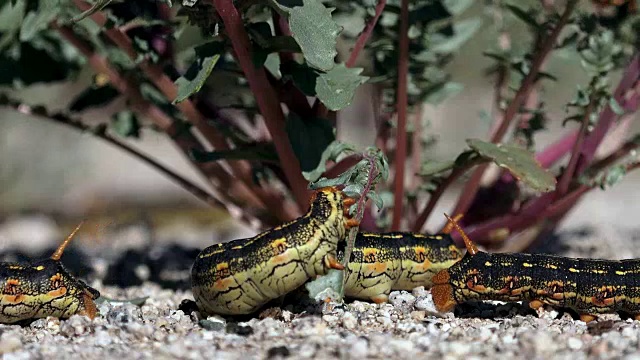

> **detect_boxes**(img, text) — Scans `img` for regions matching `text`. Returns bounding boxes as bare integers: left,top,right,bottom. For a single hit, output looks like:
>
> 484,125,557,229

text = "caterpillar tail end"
431,269,456,312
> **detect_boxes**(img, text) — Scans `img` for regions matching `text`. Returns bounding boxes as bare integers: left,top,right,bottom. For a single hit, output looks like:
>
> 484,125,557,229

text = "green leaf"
302,140,356,182
173,40,224,104
609,97,625,115
367,191,385,211
69,85,120,112
430,18,482,54
305,269,343,302
504,4,539,29
20,8,60,42
111,110,140,138
418,160,455,177
443,0,473,15
315,63,369,111
467,139,556,192
190,143,279,164
286,113,335,172
288,0,340,71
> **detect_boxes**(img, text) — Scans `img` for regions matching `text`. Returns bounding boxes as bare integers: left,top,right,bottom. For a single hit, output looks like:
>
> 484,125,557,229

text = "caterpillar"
0,223,100,324
191,187,359,316
432,214,640,323
341,220,463,304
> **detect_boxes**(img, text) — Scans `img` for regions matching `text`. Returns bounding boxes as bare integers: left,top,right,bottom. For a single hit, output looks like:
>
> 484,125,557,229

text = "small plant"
1,0,640,263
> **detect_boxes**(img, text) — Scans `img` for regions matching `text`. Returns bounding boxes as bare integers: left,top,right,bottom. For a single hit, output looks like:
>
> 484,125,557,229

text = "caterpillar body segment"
341,231,463,303
0,222,100,323
191,187,357,316
432,214,640,323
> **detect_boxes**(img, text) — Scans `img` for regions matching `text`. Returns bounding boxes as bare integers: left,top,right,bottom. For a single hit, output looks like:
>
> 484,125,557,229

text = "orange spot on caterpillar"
529,299,544,310
345,218,360,229
214,277,234,291
270,239,288,256
370,294,388,304
46,286,67,298
271,253,291,264
4,279,21,295
343,197,356,207
363,248,378,263
593,286,616,307
580,314,597,323
367,262,388,273
3,294,25,304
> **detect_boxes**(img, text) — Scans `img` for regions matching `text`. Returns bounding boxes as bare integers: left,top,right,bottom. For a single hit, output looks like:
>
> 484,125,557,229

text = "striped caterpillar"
341,222,463,304
432,214,640,323
191,187,359,316
0,223,100,323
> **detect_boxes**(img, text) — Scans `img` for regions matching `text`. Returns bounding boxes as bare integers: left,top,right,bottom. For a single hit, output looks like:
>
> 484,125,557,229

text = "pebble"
342,312,357,330
568,337,583,350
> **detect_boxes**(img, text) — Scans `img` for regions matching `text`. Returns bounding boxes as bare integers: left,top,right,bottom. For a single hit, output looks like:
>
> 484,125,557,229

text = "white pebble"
568,337,583,350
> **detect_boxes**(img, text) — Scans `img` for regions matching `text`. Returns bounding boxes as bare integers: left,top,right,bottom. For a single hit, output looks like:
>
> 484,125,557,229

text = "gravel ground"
2,218,640,359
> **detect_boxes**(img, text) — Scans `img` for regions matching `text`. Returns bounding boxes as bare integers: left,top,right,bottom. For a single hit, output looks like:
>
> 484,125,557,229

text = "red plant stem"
451,0,578,217
72,0,299,221
575,53,640,175
556,102,595,196
390,0,410,231
211,0,311,212
313,0,387,117
411,159,482,233
346,0,387,67
454,186,589,245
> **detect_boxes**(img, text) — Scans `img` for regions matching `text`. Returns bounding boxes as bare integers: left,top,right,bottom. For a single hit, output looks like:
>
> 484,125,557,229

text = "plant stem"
556,101,595,196
390,0,409,231
451,0,578,217
411,159,483,233
209,0,311,212
575,53,640,174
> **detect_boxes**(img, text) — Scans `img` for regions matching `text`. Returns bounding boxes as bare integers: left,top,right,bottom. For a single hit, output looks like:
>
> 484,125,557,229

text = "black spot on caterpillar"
191,187,359,316
432,214,640,323
0,223,100,324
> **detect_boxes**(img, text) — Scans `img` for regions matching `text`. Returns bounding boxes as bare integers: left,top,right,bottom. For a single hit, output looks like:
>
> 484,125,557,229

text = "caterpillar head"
308,186,359,230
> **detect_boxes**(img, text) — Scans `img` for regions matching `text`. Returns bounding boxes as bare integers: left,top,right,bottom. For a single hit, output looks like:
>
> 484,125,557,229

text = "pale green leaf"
467,139,556,192
315,63,369,111
288,0,341,71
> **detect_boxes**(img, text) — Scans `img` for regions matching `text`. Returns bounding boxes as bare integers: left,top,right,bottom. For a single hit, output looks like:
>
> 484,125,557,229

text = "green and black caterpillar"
341,229,462,304
191,187,464,316
191,187,359,316
432,214,640,323
0,223,100,323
